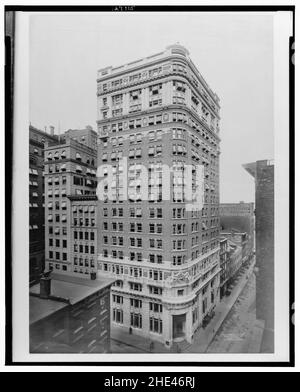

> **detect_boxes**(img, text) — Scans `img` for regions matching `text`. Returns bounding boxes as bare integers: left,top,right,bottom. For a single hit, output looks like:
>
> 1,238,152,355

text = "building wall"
29,126,58,283
70,197,98,275
220,202,255,264
219,238,229,297
228,242,243,280
30,286,111,353
243,159,274,353
62,127,98,150
220,216,252,236
96,45,221,345
255,161,274,352
44,136,97,274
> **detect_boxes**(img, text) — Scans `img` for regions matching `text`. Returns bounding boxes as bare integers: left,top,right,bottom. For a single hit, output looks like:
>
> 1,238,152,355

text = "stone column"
142,87,149,111
123,92,129,115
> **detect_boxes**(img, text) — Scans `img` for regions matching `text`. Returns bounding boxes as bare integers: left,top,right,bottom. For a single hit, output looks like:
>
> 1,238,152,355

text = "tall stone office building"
96,44,221,346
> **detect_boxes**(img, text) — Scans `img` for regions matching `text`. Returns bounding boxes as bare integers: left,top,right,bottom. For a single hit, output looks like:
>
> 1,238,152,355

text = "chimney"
49,125,55,136
40,270,52,299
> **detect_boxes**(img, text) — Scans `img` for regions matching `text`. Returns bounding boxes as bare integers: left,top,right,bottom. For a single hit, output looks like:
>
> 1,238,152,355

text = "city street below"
207,272,256,353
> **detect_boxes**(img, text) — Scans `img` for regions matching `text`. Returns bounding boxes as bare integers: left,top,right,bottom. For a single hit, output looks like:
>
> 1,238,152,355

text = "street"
206,272,256,353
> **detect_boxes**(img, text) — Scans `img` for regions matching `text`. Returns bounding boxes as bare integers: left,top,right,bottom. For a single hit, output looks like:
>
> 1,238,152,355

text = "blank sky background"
29,12,274,203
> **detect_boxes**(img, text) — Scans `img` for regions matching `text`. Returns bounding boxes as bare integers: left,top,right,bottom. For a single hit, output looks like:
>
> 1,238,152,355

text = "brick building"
30,272,114,353
220,201,255,259
62,126,98,150
96,44,221,346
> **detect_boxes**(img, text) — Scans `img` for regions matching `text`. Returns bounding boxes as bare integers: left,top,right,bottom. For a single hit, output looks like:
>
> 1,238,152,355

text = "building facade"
62,126,98,150
220,201,255,262
219,237,230,298
243,159,274,353
30,272,114,353
29,125,58,284
44,131,97,275
227,240,243,283
96,44,221,345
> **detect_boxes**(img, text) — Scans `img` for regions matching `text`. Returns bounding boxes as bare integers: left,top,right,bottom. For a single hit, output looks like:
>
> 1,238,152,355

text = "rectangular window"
149,317,163,334
130,298,142,308
130,313,142,329
113,309,124,324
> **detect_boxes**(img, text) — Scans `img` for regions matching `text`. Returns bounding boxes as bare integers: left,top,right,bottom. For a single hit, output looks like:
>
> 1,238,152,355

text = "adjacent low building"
227,240,243,284
220,201,255,264
219,237,229,298
30,272,114,353
219,236,243,298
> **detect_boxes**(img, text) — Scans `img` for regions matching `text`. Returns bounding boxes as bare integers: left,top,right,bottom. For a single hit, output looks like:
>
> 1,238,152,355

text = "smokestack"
49,125,55,136
40,270,52,299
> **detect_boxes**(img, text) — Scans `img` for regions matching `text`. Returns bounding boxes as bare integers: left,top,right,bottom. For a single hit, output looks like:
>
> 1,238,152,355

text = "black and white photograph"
3,3,296,371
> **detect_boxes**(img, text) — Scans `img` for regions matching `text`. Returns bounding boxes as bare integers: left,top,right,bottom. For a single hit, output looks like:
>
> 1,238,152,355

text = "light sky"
30,12,274,203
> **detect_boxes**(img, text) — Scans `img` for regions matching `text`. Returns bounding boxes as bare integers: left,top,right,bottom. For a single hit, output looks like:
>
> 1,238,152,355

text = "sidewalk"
185,261,255,353
111,326,171,353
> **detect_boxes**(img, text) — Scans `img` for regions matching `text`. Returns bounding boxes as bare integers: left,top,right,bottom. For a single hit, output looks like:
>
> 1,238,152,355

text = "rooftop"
30,295,68,325
97,44,219,103
243,159,274,178
30,273,114,325
29,124,59,142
